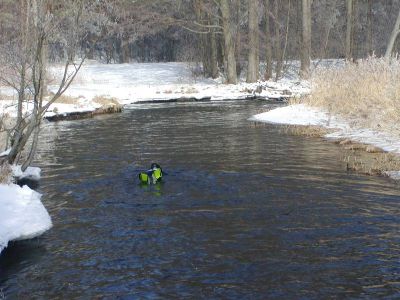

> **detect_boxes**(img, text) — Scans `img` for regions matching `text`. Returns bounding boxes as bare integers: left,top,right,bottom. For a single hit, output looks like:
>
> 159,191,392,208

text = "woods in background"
2,1,400,83
1,1,400,86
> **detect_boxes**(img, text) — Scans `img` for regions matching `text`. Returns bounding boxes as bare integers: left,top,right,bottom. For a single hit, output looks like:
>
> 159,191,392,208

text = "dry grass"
344,151,400,177
303,56,400,177
283,125,333,137
305,56,400,136
93,95,120,107
0,114,14,151
181,86,199,94
53,94,81,105
0,162,12,184
0,93,15,101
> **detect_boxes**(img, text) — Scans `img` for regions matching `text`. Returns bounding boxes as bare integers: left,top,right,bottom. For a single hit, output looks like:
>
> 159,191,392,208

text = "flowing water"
1,101,400,299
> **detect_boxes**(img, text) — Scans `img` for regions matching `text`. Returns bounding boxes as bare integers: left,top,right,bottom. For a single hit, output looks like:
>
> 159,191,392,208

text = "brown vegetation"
283,125,333,137
344,151,400,177
0,162,11,184
282,125,399,178
305,57,400,137
53,94,81,105
0,93,15,101
93,95,120,107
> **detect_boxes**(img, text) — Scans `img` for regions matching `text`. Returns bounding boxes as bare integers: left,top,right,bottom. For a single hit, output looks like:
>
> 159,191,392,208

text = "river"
1,100,400,299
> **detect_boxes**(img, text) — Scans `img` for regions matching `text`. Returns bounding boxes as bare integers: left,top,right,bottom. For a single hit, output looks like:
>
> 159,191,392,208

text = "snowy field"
250,104,400,179
0,61,310,119
51,61,310,103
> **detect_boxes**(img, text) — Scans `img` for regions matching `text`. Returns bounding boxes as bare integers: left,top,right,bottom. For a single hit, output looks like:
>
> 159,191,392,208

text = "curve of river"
1,101,400,299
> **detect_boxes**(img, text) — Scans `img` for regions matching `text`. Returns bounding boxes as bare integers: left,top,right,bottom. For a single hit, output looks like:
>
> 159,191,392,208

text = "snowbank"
251,104,400,179
12,165,41,181
0,184,52,253
0,148,10,157
250,104,336,126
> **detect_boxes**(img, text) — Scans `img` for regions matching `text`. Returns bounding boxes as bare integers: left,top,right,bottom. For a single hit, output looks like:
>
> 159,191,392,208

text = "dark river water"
1,101,400,299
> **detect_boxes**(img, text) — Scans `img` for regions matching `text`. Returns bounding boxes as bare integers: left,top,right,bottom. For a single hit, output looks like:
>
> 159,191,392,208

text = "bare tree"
345,0,353,60
220,0,237,84
385,7,400,59
366,0,373,55
300,0,311,78
0,0,99,170
264,0,273,80
246,0,259,82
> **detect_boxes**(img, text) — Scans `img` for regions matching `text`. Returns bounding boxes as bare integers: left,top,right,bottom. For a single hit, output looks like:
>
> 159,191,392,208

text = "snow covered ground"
53,62,309,103
0,61,310,119
251,104,400,179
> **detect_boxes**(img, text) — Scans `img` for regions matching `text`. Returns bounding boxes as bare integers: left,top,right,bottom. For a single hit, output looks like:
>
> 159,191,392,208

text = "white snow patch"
11,165,41,181
250,104,334,126
385,171,400,180
251,104,400,180
0,184,52,253
0,148,10,157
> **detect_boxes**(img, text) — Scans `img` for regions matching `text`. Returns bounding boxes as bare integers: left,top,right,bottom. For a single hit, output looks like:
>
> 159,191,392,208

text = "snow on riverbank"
49,62,310,104
0,184,52,253
251,104,400,179
0,62,310,119
53,62,309,104
0,166,51,254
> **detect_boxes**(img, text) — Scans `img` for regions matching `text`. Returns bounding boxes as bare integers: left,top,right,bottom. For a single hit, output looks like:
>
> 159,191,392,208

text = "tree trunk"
209,24,219,78
194,0,210,76
385,8,400,59
247,0,259,83
352,0,358,59
21,121,40,171
122,36,130,63
366,0,373,56
234,0,242,77
274,0,282,81
345,0,353,60
300,0,311,79
264,0,273,80
220,0,237,84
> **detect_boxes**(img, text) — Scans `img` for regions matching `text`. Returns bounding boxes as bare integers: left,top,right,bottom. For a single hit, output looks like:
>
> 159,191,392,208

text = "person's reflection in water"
139,181,164,197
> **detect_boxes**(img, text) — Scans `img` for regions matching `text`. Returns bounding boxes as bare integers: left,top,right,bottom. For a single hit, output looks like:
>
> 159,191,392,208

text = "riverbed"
1,101,400,299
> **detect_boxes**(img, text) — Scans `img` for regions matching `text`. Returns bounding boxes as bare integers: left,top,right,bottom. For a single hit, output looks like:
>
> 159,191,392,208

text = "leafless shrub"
282,125,333,137
181,86,198,94
53,95,80,105
93,95,119,107
0,93,16,101
305,56,400,136
344,151,400,177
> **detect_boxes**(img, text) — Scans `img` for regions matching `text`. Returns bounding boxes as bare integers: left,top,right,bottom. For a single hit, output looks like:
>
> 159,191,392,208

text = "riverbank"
0,166,52,254
251,104,400,180
0,61,309,122
251,57,400,180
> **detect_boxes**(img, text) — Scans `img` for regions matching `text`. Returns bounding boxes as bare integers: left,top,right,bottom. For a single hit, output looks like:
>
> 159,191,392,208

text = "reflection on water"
1,101,400,299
